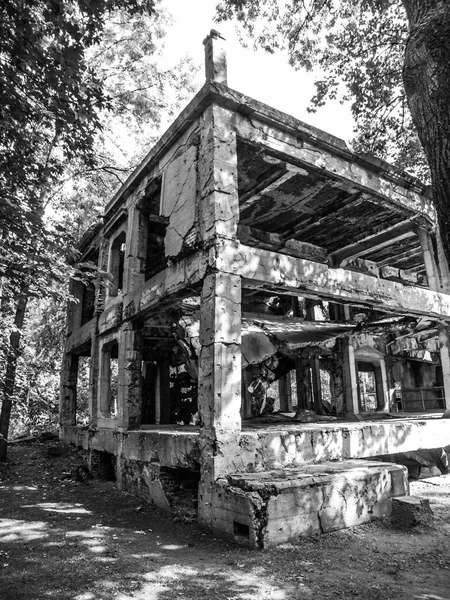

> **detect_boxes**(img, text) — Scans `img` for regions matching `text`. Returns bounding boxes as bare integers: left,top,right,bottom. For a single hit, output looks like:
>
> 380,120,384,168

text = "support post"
341,340,360,418
60,354,78,427
278,372,293,412
118,326,143,429
197,272,242,529
295,358,312,413
311,357,324,413
89,337,99,428
417,228,440,291
438,325,450,410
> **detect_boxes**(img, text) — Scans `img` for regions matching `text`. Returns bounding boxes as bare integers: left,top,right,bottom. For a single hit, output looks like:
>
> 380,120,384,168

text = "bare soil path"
1,440,450,600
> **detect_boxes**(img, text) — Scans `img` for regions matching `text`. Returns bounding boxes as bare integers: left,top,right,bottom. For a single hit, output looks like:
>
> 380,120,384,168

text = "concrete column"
60,354,78,426
124,205,144,292
278,372,293,412
377,358,390,412
118,326,143,429
296,358,313,412
435,227,450,291
311,357,324,413
99,345,112,416
89,337,99,428
198,272,241,529
341,340,360,418
417,228,440,291
198,104,239,244
438,326,450,410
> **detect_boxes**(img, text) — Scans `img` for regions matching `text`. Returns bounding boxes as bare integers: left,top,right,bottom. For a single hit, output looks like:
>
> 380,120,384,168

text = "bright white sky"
161,0,355,145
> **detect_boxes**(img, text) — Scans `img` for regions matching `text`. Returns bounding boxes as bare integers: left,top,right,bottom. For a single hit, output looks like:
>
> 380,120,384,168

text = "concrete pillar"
417,228,440,291
421,231,450,410
438,325,450,410
198,104,239,243
60,354,78,426
118,326,143,429
203,30,227,84
89,338,99,428
435,227,450,291
296,358,312,411
341,340,359,418
125,205,145,292
377,358,390,412
311,357,324,413
197,272,242,529
278,372,293,412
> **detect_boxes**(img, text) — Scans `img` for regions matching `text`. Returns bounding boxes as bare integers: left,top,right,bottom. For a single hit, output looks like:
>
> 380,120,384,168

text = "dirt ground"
1,440,450,600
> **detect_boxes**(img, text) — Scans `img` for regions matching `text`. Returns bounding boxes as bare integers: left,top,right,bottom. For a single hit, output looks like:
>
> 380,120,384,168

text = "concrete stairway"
211,460,408,548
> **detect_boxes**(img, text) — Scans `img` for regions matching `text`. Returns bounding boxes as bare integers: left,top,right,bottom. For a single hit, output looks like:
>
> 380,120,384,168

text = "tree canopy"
0,0,196,451
0,0,155,293
216,0,450,264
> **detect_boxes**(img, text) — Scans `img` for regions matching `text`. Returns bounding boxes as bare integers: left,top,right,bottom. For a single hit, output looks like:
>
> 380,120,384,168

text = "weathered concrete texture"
235,418,450,472
391,496,433,528
197,272,242,529
59,426,200,470
122,430,200,470
161,142,198,258
217,241,450,319
211,460,408,548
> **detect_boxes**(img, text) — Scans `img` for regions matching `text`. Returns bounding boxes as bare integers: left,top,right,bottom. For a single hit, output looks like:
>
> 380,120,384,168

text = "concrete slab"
211,460,408,548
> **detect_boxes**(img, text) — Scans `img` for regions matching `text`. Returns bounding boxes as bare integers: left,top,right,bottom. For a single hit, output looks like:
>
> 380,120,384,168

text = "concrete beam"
329,222,417,266
215,241,450,319
240,164,306,209
238,224,327,262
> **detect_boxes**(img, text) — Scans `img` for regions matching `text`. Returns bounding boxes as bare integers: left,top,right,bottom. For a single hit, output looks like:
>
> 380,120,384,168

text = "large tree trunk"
402,1,450,268
0,289,29,461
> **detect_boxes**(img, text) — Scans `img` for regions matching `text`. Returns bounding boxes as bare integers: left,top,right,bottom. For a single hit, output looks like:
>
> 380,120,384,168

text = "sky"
160,0,355,145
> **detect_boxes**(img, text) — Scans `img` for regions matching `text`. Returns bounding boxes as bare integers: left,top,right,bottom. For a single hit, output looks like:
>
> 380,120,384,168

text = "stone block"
391,496,433,528
210,461,408,548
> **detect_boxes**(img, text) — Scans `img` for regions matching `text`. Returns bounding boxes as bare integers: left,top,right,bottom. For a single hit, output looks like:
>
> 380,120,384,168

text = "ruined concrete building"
60,32,450,548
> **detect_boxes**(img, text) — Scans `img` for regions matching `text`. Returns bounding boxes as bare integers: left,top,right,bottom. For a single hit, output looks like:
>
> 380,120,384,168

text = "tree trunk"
402,1,450,270
0,288,29,461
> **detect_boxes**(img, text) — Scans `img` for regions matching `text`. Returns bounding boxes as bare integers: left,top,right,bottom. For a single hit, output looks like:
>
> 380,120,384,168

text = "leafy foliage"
8,298,66,437
0,0,155,293
1,1,197,441
216,0,429,179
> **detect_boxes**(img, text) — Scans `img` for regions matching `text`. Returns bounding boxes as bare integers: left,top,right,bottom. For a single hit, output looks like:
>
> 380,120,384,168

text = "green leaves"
216,0,429,179
0,0,157,295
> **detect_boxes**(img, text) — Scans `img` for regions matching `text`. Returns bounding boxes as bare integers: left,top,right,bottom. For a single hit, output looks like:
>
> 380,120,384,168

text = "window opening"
110,232,126,296
76,355,91,425
101,340,119,417
170,364,198,425
357,364,377,412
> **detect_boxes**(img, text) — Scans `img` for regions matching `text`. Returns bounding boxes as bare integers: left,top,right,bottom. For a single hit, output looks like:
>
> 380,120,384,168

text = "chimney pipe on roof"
203,29,227,85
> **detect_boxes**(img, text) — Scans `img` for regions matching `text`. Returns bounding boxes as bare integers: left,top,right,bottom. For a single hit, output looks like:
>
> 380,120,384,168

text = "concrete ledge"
236,418,450,471
211,460,409,548
60,426,200,469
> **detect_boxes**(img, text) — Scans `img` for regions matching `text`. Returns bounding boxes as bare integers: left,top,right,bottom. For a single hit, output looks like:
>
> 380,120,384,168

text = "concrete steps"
211,460,409,548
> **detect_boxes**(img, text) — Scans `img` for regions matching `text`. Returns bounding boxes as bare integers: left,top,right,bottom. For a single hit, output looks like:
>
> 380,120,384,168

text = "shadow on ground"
1,442,450,600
